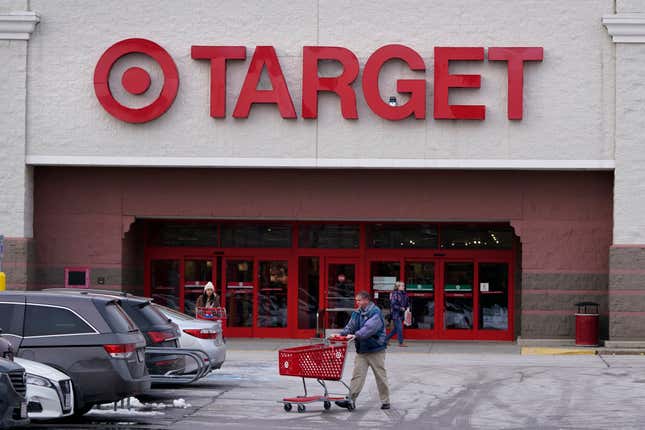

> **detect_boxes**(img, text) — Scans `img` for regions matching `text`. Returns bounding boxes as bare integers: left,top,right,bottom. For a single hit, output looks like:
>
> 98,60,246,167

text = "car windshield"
102,301,138,333
155,305,193,321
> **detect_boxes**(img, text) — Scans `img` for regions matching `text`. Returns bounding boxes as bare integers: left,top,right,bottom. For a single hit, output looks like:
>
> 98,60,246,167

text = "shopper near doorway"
385,281,410,347
195,281,219,315
335,291,391,411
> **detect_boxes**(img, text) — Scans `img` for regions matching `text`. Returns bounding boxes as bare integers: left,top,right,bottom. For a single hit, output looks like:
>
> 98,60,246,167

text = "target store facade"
2,1,645,343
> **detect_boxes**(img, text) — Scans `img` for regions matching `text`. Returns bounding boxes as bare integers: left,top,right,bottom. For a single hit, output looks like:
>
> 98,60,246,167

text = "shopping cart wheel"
283,403,292,412
297,404,306,413
323,401,331,410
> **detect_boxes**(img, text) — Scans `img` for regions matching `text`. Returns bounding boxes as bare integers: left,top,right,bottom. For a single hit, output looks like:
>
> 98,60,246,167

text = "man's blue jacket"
341,302,387,354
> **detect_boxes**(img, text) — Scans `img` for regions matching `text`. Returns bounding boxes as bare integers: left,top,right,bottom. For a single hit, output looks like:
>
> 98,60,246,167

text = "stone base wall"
609,246,645,340
2,238,35,290
521,273,609,339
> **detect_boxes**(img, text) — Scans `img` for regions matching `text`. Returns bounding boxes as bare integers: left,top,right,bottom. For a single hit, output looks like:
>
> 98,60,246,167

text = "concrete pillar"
602,7,645,343
0,5,39,290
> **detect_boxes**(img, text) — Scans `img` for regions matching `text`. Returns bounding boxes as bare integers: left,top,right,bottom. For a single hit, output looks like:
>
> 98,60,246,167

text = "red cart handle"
328,334,352,342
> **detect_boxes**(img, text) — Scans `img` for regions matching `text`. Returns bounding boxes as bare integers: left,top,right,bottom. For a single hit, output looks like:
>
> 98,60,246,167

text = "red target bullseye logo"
93,38,179,123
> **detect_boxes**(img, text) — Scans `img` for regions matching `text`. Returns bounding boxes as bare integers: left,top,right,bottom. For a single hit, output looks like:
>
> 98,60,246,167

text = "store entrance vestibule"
145,222,515,340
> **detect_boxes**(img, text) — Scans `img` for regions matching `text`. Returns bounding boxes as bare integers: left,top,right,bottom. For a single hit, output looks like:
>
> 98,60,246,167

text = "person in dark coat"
385,281,410,347
195,282,219,316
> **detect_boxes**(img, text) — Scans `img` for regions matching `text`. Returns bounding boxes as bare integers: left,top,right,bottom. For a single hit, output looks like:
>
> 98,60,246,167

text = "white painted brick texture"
26,0,615,162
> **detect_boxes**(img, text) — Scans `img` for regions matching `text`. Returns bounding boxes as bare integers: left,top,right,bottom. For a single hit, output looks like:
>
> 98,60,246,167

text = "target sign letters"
93,38,543,123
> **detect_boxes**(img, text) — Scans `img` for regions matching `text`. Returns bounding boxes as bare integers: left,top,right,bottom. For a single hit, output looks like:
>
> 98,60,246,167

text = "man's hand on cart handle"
328,334,355,341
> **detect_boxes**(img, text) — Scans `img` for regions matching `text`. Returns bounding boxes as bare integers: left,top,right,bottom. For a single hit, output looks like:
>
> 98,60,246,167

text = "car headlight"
26,374,53,388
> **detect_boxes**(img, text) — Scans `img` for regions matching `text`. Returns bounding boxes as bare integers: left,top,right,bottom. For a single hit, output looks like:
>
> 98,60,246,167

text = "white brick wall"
0,1,27,14
617,0,645,13
8,0,645,246
0,38,33,237
24,0,615,165
613,1,645,243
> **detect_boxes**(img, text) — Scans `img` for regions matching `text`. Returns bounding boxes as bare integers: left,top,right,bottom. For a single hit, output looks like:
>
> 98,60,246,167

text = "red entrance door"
367,255,513,341
439,260,476,339
403,259,437,333
435,258,513,340
182,257,216,316
256,259,290,337
368,258,439,338
147,256,216,316
223,257,291,337
223,257,254,337
323,259,359,332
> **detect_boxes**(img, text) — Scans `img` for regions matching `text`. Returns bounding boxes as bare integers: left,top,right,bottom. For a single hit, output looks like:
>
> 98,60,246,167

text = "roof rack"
43,288,143,299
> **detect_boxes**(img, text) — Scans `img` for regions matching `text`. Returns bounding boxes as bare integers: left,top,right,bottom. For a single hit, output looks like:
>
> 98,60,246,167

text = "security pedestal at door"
575,302,599,346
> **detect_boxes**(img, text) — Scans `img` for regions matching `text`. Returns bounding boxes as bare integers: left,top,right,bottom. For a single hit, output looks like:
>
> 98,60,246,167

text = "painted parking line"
521,347,597,355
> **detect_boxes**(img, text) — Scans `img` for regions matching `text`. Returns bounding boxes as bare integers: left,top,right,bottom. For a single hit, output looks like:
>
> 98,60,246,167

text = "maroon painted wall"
32,167,613,339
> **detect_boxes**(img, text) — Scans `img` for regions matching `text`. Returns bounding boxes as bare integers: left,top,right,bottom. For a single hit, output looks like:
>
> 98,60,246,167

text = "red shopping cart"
278,335,353,413
196,307,227,335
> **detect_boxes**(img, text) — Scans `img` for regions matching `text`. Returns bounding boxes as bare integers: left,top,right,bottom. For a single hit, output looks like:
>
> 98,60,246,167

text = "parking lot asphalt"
20,340,645,430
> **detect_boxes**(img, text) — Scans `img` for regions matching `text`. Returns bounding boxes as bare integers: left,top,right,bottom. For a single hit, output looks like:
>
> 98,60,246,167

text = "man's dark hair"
355,291,371,301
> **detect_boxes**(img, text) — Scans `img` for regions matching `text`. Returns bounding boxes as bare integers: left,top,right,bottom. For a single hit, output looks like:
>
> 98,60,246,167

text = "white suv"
14,357,74,420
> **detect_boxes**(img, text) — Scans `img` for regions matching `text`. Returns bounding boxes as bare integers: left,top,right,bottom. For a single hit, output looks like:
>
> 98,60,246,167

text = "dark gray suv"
0,358,28,428
0,292,151,416
0,334,28,429
46,289,184,375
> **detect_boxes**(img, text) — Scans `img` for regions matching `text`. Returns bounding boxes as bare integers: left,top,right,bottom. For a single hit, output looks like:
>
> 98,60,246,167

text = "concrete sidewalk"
225,338,521,354
225,338,645,356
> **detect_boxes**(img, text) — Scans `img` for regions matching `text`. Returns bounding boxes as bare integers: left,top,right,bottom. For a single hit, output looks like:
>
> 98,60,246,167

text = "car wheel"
74,403,94,417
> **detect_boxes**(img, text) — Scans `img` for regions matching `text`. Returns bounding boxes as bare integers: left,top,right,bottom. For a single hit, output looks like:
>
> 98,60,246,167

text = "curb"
521,347,597,355
598,349,645,356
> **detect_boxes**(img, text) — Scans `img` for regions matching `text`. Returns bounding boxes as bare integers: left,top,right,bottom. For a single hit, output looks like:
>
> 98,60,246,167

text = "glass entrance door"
435,260,512,339
404,261,436,330
150,259,180,310
325,260,358,330
223,257,290,336
256,260,289,335
183,258,215,317
442,262,475,332
297,257,320,332
370,261,401,322
478,262,510,331
224,258,255,336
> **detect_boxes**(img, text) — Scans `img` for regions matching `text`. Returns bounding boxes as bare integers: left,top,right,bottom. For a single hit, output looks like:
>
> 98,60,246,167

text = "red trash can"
575,302,599,346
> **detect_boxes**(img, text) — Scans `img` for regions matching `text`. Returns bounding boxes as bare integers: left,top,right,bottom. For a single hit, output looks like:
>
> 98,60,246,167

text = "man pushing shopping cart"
278,291,390,412
334,290,390,411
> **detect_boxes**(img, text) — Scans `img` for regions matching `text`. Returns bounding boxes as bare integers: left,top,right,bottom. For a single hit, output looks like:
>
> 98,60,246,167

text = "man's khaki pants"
348,350,390,404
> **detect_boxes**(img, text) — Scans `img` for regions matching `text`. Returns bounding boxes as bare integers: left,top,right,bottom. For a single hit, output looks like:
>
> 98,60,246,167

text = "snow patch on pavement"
173,398,191,408
92,396,192,415
88,408,164,417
